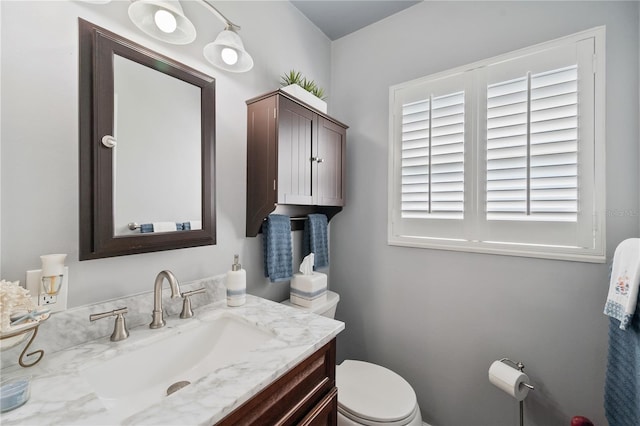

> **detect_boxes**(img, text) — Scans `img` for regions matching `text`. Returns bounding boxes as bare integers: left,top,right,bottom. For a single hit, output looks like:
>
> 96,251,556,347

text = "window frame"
388,26,606,263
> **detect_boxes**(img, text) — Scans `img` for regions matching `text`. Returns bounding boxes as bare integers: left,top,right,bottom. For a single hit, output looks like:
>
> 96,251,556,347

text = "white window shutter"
486,65,578,222
401,92,465,219
389,27,605,261
486,75,529,219
529,66,579,220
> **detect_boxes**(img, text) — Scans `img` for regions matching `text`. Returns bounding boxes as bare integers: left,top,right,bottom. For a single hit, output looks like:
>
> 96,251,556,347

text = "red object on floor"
571,416,594,426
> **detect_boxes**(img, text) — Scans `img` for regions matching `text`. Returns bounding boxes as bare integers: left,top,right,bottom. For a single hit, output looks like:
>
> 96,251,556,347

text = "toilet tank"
282,291,340,318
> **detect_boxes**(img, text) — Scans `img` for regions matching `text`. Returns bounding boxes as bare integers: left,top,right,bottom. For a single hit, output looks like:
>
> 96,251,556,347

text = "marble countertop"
0,295,344,425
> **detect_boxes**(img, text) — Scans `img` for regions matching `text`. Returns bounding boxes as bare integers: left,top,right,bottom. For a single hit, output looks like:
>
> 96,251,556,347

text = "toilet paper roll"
488,360,531,401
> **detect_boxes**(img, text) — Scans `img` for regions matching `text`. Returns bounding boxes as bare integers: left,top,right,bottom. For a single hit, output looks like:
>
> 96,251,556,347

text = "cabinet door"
314,117,346,206
246,95,278,236
278,97,314,205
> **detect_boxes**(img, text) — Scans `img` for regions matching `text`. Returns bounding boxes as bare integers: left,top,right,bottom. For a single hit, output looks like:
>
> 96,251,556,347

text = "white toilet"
283,291,423,426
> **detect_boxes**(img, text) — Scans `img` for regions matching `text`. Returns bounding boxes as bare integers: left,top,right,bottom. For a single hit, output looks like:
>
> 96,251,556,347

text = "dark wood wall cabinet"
246,90,348,237
217,338,337,425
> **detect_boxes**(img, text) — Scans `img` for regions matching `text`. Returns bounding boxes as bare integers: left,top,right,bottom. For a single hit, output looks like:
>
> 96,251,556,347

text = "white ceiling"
290,0,421,40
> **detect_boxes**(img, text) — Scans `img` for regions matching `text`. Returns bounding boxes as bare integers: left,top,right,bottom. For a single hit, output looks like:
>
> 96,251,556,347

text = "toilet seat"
338,403,420,426
336,360,418,426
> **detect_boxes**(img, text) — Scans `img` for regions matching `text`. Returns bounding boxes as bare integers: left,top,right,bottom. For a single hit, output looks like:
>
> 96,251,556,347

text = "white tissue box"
290,292,328,308
290,272,327,308
291,272,327,293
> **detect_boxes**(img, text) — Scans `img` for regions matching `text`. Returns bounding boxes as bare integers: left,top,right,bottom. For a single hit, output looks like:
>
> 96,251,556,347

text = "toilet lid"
336,360,417,423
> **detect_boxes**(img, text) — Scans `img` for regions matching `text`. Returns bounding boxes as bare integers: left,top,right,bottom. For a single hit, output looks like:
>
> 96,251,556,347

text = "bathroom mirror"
79,19,216,260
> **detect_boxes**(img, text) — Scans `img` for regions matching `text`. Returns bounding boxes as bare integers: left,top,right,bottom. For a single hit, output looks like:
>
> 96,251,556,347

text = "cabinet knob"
101,135,117,148
310,157,324,163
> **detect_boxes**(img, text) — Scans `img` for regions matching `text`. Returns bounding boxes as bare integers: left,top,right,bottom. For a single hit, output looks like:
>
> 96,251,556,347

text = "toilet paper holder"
498,358,534,426
499,358,535,390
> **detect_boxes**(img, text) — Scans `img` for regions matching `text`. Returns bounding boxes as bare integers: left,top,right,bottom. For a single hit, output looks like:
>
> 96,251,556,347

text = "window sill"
388,235,606,263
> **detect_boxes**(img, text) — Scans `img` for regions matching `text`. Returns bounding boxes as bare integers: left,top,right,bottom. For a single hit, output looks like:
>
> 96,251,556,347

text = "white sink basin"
80,313,274,421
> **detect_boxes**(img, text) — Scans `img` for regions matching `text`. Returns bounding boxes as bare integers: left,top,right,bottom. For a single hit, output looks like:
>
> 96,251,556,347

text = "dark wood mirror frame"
79,19,216,260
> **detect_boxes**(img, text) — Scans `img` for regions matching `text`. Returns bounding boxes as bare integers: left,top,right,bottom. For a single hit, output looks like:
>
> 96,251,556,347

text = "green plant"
280,70,303,86
300,77,317,92
311,86,326,100
280,70,327,100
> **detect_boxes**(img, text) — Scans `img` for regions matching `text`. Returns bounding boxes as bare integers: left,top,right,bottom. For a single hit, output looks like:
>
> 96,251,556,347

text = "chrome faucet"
150,270,181,329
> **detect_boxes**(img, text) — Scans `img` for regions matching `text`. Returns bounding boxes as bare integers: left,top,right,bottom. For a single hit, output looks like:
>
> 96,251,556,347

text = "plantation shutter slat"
401,91,464,219
486,65,578,222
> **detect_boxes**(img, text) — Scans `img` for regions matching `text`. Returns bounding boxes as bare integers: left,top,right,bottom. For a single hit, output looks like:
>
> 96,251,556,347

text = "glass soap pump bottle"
226,254,246,307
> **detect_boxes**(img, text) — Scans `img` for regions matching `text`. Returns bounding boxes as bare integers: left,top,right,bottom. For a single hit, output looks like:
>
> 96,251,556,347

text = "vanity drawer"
217,338,336,426
299,386,338,426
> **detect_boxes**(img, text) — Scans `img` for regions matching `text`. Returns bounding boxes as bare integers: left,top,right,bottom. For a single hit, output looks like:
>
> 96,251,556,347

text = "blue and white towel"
140,222,179,233
303,214,329,269
604,238,640,330
604,311,640,426
262,214,293,282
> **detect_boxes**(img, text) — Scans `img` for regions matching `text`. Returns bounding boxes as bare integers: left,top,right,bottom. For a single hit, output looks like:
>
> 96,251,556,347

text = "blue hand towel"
604,240,640,426
303,214,329,269
262,214,293,282
140,223,154,233
604,313,640,426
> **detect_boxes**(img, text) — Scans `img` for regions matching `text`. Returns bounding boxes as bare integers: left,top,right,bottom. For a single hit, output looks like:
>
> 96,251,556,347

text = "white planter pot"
281,84,327,113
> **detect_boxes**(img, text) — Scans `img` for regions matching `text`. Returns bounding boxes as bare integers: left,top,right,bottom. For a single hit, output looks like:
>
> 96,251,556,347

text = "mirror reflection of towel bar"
261,217,307,222
128,222,192,231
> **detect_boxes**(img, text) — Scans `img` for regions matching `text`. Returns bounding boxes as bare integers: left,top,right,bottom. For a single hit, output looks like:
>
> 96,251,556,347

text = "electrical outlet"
25,267,68,313
39,293,57,305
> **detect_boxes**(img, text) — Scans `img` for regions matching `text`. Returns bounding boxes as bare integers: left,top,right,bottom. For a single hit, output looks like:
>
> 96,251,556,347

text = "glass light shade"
203,28,253,73
154,10,177,33
221,47,239,65
128,0,196,45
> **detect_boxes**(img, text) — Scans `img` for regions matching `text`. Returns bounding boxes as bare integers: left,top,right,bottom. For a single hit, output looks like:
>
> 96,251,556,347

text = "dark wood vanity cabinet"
217,339,337,425
246,91,347,236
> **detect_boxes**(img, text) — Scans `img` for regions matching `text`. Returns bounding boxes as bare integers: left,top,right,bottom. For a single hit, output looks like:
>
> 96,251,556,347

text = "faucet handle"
180,288,206,319
89,307,130,342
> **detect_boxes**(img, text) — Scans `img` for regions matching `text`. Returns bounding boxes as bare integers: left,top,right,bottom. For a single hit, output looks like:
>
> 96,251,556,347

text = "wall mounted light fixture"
120,0,253,72
201,2,254,73
128,0,197,45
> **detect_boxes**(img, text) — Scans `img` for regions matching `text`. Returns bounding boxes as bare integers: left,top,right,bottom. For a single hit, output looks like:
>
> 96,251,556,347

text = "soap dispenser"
226,254,246,307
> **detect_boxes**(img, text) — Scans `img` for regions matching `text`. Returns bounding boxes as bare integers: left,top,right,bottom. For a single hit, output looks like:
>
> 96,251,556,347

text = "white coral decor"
0,280,35,332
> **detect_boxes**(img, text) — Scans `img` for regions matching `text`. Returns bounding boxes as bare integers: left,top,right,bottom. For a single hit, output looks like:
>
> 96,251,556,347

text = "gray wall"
0,1,331,306
329,2,639,426
2,1,639,426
